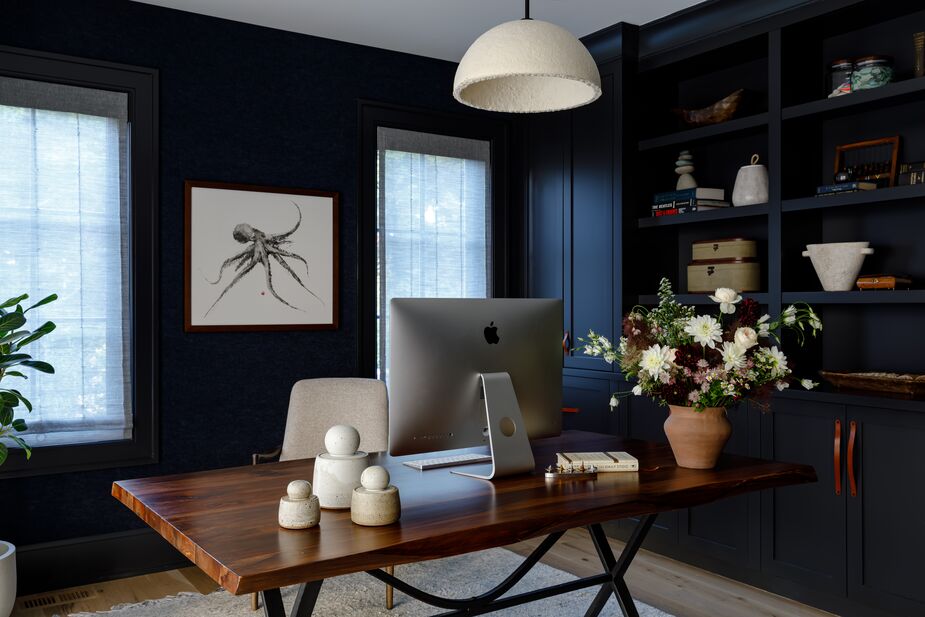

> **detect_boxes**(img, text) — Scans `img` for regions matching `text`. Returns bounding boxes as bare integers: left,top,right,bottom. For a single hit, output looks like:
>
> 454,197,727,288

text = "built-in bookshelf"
628,2,925,380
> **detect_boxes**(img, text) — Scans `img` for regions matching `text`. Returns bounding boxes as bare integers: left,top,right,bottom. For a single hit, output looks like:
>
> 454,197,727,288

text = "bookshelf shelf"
638,113,768,151
782,77,925,120
782,290,925,304
637,292,769,305
781,183,925,213
774,388,925,413
638,203,768,228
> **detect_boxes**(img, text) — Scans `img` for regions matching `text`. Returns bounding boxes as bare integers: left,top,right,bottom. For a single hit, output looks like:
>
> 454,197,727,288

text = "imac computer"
388,298,563,479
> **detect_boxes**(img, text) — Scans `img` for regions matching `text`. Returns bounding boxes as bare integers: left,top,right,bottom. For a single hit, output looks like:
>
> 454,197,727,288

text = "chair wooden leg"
251,591,259,611
385,565,394,610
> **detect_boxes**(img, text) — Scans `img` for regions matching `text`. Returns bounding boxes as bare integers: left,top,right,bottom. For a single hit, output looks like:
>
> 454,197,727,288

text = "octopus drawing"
203,201,323,317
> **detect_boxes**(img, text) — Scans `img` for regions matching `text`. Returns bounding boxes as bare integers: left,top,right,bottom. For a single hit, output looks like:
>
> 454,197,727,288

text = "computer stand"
451,372,536,480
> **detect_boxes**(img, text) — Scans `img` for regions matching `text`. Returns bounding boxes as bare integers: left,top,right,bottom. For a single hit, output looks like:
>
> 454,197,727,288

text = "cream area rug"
70,548,673,616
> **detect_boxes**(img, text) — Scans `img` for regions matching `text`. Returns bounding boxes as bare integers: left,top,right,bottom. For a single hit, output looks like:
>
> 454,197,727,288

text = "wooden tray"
820,370,925,398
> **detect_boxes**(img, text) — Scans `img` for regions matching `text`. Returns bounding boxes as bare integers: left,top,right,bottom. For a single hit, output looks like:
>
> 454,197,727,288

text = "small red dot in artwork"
260,291,266,295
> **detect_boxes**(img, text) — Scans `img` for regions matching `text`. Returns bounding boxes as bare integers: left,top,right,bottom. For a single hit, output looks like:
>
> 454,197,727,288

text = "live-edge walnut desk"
112,430,815,617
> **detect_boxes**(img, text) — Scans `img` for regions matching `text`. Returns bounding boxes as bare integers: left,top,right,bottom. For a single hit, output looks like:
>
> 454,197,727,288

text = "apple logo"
483,321,500,344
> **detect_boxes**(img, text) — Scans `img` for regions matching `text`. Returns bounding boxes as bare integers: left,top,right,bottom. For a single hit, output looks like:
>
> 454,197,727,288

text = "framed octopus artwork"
184,180,338,332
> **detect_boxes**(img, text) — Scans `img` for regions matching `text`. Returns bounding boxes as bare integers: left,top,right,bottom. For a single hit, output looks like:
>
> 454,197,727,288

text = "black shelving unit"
637,203,768,228
638,113,768,151
781,182,925,212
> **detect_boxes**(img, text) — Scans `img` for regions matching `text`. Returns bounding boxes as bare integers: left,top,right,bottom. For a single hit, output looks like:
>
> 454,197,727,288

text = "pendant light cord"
523,0,531,20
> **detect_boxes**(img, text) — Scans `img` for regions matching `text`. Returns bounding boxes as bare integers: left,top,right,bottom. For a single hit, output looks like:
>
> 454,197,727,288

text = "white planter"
0,541,15,617
802,242,874,291
732,162,769,206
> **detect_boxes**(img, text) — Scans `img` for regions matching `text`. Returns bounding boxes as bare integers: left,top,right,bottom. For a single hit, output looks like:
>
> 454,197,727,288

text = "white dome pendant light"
453,0,602,113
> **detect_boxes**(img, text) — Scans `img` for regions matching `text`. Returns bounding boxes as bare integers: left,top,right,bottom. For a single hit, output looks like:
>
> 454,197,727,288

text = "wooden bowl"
673,89,744,127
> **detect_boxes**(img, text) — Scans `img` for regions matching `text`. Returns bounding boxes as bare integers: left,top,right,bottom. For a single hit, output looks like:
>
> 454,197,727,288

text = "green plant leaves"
0,353,32,369
11,418,27,431
0,443,6,466
0,294,28,309
13,321,55,350
9,434,31,459
20,360,54,373
0,312,26,333
25,293,57,313
0,406,12,426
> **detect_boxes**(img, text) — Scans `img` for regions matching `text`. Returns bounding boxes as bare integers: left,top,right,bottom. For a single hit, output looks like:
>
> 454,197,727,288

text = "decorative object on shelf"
915,32,925,79
556,451,638,472
898,161,925,186
820,371,925,399
278,480,320,530
544,464,598,481
350,466,401,526
675,150,697,190
0,292,57,467
651,186,727,217
691,238,757,262
829,59,854,98
453,0,601,113
0,542,12,617
815,181,877,196
851,55,893,91
184,180,339,332
688,239,760,293
834,136,900,188
732,154,769,207
579,279,822,469
803,242,874,292
673,89,744,127
312,425,370,509
856,274,912,290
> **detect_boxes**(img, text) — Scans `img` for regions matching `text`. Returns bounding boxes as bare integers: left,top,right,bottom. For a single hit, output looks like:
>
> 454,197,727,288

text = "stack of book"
815,181,877,196
651,188,729,217
556,451,639,472
898,162,925,186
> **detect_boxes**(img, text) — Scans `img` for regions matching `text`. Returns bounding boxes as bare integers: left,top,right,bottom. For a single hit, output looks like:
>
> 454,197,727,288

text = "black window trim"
357,100,514,379
0,45,159,478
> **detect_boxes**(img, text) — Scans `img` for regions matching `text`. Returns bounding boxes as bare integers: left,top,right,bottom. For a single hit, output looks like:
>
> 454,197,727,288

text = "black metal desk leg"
261,580,324,617
583,514,657,617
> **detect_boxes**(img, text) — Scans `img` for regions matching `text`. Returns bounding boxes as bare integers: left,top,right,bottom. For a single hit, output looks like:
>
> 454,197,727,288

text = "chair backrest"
280,378,389,462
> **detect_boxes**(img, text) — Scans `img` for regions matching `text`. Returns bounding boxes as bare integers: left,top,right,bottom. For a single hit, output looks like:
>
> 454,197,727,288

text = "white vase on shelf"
802,242,874,291
732,154,769,206
0,541,15,617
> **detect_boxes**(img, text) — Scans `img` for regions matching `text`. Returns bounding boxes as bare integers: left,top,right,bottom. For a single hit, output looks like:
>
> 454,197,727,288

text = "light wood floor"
13,529,836,617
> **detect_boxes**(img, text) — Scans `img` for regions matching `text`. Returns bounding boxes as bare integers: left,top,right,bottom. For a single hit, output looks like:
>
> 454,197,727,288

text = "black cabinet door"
562,375,618,435
619,394,678,550
678,402,753,567
760,397,846,596
564,71,615,372
846,405,925,616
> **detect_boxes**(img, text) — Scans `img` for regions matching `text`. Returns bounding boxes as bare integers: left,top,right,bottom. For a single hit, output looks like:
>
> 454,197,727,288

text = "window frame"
0,46,159,477
357,100,513,378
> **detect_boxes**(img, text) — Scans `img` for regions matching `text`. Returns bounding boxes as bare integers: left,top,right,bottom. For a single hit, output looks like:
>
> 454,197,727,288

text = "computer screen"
388,298,562,458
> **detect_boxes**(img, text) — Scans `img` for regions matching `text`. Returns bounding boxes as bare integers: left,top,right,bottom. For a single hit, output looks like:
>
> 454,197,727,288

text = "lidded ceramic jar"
312,425,370,509
351,466,401,526
278,480,320,529
732,154,769,207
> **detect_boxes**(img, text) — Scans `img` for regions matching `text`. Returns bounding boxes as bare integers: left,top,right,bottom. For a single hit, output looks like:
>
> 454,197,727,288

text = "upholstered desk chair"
251,378,395,609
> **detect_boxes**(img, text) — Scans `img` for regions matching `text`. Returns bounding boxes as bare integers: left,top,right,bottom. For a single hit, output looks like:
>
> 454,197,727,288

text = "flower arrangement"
582,279,821,412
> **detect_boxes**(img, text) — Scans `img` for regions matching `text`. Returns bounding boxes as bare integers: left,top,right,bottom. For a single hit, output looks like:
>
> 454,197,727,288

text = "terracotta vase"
663,405,732,469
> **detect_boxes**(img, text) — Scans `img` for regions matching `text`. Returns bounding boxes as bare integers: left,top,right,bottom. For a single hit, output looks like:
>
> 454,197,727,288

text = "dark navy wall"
0,0,460,545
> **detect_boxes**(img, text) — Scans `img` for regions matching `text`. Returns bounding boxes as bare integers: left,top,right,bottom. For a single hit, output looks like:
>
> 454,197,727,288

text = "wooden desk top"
112,431,815,595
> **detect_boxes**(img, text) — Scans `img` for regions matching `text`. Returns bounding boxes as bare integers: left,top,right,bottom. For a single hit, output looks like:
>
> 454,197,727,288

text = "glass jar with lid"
852,56,893,91
829,59,853,97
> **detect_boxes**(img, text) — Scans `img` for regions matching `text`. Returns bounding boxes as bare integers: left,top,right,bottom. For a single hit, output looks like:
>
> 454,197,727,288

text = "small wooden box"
692,238,757,261
856,275,912,290
687,258,761,293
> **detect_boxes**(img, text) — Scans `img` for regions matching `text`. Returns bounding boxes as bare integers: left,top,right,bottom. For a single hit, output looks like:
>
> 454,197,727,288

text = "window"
0,47,158,475
375,128,492,379
358,102,512,379
0,77,131,446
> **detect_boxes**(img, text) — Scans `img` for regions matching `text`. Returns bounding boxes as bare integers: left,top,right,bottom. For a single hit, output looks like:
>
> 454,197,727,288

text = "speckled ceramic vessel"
802,242,873,291
0,542,14,617
663,406,732,469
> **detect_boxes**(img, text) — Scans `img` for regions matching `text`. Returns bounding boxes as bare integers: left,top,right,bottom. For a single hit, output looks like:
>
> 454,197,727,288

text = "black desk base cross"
259,514,657,617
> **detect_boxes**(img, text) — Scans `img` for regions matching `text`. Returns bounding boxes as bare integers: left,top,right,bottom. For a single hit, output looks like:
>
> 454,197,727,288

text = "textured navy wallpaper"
0,0,461,545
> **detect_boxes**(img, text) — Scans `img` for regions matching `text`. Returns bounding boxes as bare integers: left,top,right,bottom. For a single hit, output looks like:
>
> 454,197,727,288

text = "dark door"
678,402,753,567
564,70,615,372
846,405,925,616
760,397,846,596
562,375,618,434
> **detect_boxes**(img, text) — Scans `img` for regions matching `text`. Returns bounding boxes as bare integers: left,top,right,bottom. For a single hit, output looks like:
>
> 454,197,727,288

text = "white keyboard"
403,453,494,471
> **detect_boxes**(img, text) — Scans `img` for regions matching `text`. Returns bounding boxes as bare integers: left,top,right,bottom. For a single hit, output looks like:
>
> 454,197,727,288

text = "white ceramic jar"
732,154,769,207
0,541,15,617
278,480,320,529
312,425,369,509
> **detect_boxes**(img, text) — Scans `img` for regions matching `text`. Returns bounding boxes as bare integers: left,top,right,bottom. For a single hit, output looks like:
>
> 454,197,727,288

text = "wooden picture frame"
834,136,900,187
184,180,339,332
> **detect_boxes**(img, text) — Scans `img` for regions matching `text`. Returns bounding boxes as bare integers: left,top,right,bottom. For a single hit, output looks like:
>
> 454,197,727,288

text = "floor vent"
18,587,98,610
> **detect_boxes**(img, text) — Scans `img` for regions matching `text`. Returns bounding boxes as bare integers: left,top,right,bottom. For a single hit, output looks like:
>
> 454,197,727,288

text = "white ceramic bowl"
802,242,873,291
